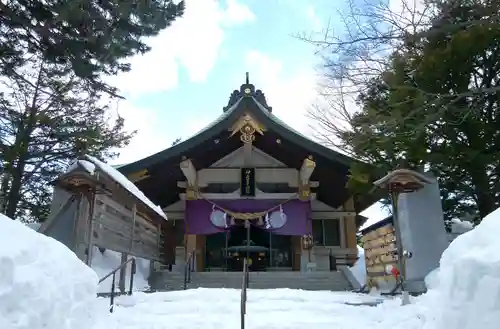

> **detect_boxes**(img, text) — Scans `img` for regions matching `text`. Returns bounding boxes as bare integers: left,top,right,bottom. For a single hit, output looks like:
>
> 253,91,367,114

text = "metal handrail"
240,258,248,329
183,250,196,290
98,257,136,313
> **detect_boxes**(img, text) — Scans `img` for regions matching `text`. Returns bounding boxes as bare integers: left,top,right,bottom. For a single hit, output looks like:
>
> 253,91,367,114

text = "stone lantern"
373,168,434,305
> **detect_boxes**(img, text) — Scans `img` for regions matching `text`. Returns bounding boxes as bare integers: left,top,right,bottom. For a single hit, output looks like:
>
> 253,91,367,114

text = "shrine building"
118,75,371,273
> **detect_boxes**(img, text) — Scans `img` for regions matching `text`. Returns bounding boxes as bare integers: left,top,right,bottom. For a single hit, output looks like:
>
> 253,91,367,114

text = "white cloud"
109,101,168,165
107,0,254,165
223,0,256,26
109,0,254,97
243,50,318,135
305,6,322,31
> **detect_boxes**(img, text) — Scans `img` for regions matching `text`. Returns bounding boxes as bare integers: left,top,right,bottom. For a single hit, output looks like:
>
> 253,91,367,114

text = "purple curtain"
185,199,311,236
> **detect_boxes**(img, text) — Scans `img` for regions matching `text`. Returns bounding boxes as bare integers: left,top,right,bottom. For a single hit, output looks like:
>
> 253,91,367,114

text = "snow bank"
0,214,99,329
92,247,150,293
350,245,367,286
449,218,474,234
26,222,41,231
423,207,500,329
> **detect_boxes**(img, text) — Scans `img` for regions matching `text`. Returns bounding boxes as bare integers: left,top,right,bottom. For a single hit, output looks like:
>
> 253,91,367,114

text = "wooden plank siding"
92,195,163,261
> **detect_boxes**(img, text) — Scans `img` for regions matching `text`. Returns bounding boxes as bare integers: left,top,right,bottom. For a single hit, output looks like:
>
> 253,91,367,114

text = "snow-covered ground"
95,206,500,329
2,206,500,329
95,289,403,329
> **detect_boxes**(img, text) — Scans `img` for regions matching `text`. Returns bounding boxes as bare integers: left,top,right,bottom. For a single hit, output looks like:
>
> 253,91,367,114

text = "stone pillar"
397,173,448,293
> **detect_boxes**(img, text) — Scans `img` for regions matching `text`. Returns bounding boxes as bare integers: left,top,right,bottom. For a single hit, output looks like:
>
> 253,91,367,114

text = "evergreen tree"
311,0,500,221
0,57,134,221
0,0,185,221
0,0,185,93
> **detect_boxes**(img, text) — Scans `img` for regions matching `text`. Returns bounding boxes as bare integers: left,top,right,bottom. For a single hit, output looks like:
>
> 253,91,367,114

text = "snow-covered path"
94,288,429,329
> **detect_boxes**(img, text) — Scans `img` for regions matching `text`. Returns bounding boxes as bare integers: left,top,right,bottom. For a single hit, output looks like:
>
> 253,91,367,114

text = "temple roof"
118,73,377,216
120,73,356,175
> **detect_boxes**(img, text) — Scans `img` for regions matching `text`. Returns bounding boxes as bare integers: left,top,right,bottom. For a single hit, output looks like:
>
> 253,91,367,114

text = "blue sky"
108,0,389,223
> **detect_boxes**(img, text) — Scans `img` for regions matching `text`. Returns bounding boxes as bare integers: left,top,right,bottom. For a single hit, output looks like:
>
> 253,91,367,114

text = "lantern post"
302,234,314,269
373,168,433,305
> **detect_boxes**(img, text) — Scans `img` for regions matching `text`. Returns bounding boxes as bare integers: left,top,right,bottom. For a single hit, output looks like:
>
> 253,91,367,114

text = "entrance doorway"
226,224,269,271
204,226,294,271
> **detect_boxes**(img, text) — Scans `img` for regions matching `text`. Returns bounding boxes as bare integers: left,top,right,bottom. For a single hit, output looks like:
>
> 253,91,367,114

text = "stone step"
149,270,352,292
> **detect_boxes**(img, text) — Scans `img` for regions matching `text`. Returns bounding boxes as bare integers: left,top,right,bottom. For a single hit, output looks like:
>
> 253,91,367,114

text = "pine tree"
0,0,185,93
311,0,500,220
0,57,134,221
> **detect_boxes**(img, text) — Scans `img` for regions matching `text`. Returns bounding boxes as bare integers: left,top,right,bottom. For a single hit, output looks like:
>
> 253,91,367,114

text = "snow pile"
92,247,150,293
350,245,367,286
0,214,99,329
26,222,41,231
449,218,474,234
423,207,500,329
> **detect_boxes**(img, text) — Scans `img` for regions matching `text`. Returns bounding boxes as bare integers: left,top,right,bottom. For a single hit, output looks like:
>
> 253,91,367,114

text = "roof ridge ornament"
222,72,273,112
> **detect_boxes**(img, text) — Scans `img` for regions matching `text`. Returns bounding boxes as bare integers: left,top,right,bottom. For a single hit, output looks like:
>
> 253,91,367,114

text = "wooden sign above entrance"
240,167,256,197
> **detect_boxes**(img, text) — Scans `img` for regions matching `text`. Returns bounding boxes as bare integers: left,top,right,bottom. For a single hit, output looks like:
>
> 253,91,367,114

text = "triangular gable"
210,146,286,168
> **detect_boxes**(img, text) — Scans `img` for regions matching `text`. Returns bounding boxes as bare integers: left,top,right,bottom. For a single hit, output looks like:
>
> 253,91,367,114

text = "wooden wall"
92,195,162,261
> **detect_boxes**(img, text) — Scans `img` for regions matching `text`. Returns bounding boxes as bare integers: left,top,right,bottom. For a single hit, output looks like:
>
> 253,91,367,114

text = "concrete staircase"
150,271,352,291
149,271,187,291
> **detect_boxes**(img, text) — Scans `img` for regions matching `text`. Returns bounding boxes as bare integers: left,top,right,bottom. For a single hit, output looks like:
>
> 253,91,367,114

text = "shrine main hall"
118,75,370,273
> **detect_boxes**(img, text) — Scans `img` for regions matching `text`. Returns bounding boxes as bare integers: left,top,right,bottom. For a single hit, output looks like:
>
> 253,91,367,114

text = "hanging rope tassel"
265,212,271,229
279,204,286,221
257,216,264,226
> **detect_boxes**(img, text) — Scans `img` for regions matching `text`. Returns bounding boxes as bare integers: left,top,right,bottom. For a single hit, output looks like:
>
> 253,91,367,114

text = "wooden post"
119,252,128,293
71,194,83,252
85,189,97,266
129,204,137,253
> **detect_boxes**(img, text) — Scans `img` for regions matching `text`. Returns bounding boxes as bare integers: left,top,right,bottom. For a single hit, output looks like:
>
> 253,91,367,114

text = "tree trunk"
4,168,23,218
469,166,496,219
4,72,42,218
475,188,497,219
0,172,10,215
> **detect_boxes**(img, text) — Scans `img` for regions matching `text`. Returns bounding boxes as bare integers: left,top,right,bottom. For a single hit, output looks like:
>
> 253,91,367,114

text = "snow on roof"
70,156,167,220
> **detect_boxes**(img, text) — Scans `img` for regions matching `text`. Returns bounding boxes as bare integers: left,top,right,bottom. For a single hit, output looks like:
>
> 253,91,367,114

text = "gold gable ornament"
229,113,266,144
